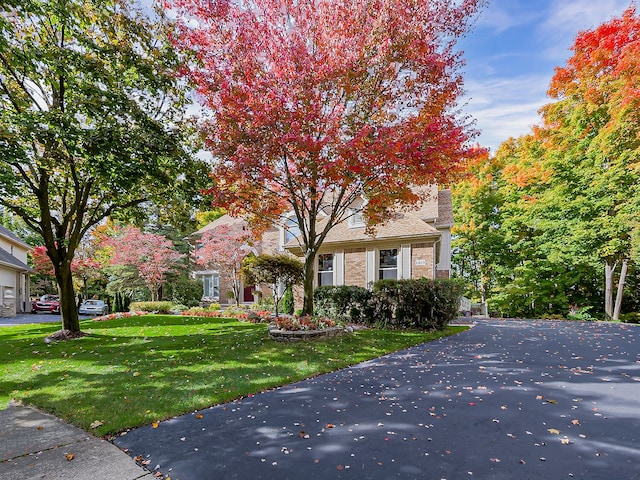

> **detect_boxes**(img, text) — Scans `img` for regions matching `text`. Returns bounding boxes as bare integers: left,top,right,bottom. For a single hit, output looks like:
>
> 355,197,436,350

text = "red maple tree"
194,224,257,306
105,226,185,301
167,0,484,313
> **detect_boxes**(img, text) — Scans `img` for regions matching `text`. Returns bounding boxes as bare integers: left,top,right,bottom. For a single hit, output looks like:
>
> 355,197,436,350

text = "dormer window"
285,216,301,243
348,208,365,228
348,198,366,229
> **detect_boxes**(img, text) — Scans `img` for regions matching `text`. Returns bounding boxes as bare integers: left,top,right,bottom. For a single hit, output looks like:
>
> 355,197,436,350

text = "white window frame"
200,272,220,300
348,208,365,228
317,253,334,286
378,248,398,280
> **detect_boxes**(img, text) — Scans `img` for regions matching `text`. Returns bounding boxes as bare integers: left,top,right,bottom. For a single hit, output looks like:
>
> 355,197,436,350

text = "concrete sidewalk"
0,402,150,480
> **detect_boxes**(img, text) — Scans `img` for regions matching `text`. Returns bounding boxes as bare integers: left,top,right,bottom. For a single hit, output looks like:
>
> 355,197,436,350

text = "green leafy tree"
536,6,640,319
453,8,640,319
242,254,304,317
0,0,206,335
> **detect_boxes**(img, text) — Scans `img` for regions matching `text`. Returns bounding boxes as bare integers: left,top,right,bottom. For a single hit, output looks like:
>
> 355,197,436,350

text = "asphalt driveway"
114,319,640,480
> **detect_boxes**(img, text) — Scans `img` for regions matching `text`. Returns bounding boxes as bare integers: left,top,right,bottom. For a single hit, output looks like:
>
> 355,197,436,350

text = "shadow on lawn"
0,315,398,436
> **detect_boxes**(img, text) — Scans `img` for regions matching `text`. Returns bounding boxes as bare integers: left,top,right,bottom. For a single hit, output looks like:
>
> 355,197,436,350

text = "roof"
186,214,248,240
285,188,452,252
0,247,35,273
0,224,31,250
310,212,441,246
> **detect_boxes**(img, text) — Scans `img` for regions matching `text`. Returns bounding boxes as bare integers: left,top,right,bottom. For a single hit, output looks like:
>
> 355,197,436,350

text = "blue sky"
459,0,633,153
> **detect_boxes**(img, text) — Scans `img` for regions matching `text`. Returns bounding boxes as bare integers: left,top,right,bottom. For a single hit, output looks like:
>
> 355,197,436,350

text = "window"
285,216,301,244
317,253,334,286
348,208,365,228
379,249,398,280
202,273,220,299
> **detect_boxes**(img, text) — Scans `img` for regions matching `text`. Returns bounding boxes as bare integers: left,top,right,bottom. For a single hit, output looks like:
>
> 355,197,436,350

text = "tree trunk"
613,259,628,321
55,261,80,332
301,250,316,316
604,262,614,320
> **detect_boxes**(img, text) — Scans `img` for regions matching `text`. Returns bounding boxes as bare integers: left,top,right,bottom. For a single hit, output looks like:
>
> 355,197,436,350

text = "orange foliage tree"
167,0,484,313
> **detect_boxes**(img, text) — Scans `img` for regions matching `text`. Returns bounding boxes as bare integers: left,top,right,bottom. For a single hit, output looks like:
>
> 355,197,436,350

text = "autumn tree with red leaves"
167,0,484,313
105,226,185,301
194,223,257,306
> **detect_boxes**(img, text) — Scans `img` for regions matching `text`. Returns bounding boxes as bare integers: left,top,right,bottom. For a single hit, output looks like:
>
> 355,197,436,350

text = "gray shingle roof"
0,224,31,249
0,247,34,272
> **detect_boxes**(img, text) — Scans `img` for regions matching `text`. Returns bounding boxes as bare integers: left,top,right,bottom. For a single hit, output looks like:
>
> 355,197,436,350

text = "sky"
458,0,633,153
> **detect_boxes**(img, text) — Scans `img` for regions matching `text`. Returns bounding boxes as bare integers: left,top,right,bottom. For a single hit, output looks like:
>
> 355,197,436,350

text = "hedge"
314,278,463,330
314,285,373,323
129,301,174,313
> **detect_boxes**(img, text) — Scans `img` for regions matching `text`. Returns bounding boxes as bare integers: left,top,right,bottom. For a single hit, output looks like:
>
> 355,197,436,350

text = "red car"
32,295,61,314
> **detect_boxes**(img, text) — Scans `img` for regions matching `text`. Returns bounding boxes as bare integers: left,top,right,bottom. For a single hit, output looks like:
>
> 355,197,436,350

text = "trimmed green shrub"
314,285,373,324
163,276,203,308
281,286,295,315
620,312,640,324
129,301,174,313
371,278,464,330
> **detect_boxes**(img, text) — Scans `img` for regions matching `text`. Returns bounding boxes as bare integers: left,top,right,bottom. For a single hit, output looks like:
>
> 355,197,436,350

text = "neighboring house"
187,215,278,305
0,225,34,317
189,186,453,305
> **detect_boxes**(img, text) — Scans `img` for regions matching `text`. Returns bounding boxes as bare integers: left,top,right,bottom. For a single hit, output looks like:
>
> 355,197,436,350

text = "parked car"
32,295,60,314
78,299,109,316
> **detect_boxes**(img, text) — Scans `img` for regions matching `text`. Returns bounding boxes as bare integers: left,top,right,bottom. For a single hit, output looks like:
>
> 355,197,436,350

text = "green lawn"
0,315,466,436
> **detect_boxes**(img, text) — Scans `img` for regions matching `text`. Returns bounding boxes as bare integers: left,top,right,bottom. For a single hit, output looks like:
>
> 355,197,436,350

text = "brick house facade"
189,186,453,306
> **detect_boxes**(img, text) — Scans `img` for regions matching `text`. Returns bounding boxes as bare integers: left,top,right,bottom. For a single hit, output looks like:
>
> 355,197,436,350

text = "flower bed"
268,315,344,341
94,311,148,322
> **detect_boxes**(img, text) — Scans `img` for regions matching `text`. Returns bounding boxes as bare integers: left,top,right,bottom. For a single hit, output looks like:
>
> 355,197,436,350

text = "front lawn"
0,315,466,436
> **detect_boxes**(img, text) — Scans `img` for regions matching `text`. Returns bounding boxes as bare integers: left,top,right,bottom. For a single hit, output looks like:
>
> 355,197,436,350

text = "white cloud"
473,0,545,34
462,75,551,153
538,0,631,61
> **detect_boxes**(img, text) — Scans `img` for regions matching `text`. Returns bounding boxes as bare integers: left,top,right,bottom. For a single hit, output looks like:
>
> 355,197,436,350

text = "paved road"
114,319,640,479
0,312,93,326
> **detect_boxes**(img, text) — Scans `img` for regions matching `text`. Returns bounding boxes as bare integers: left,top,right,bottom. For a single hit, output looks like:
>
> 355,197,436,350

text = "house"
285,185,453,287
187,215,275,305
0,225,34,317
189,186,453,305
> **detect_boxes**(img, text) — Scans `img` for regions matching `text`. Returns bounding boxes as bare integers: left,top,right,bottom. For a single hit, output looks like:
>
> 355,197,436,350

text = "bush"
129,301,174,313
314,279,462,330
182,307,220,318
274,315,336,331
281,286,294,315
620,312,640,324
250,295,275,312
314,285,373,324
567,306,596,321
163,276,203,308
221,304,248,318
371,278,464,330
